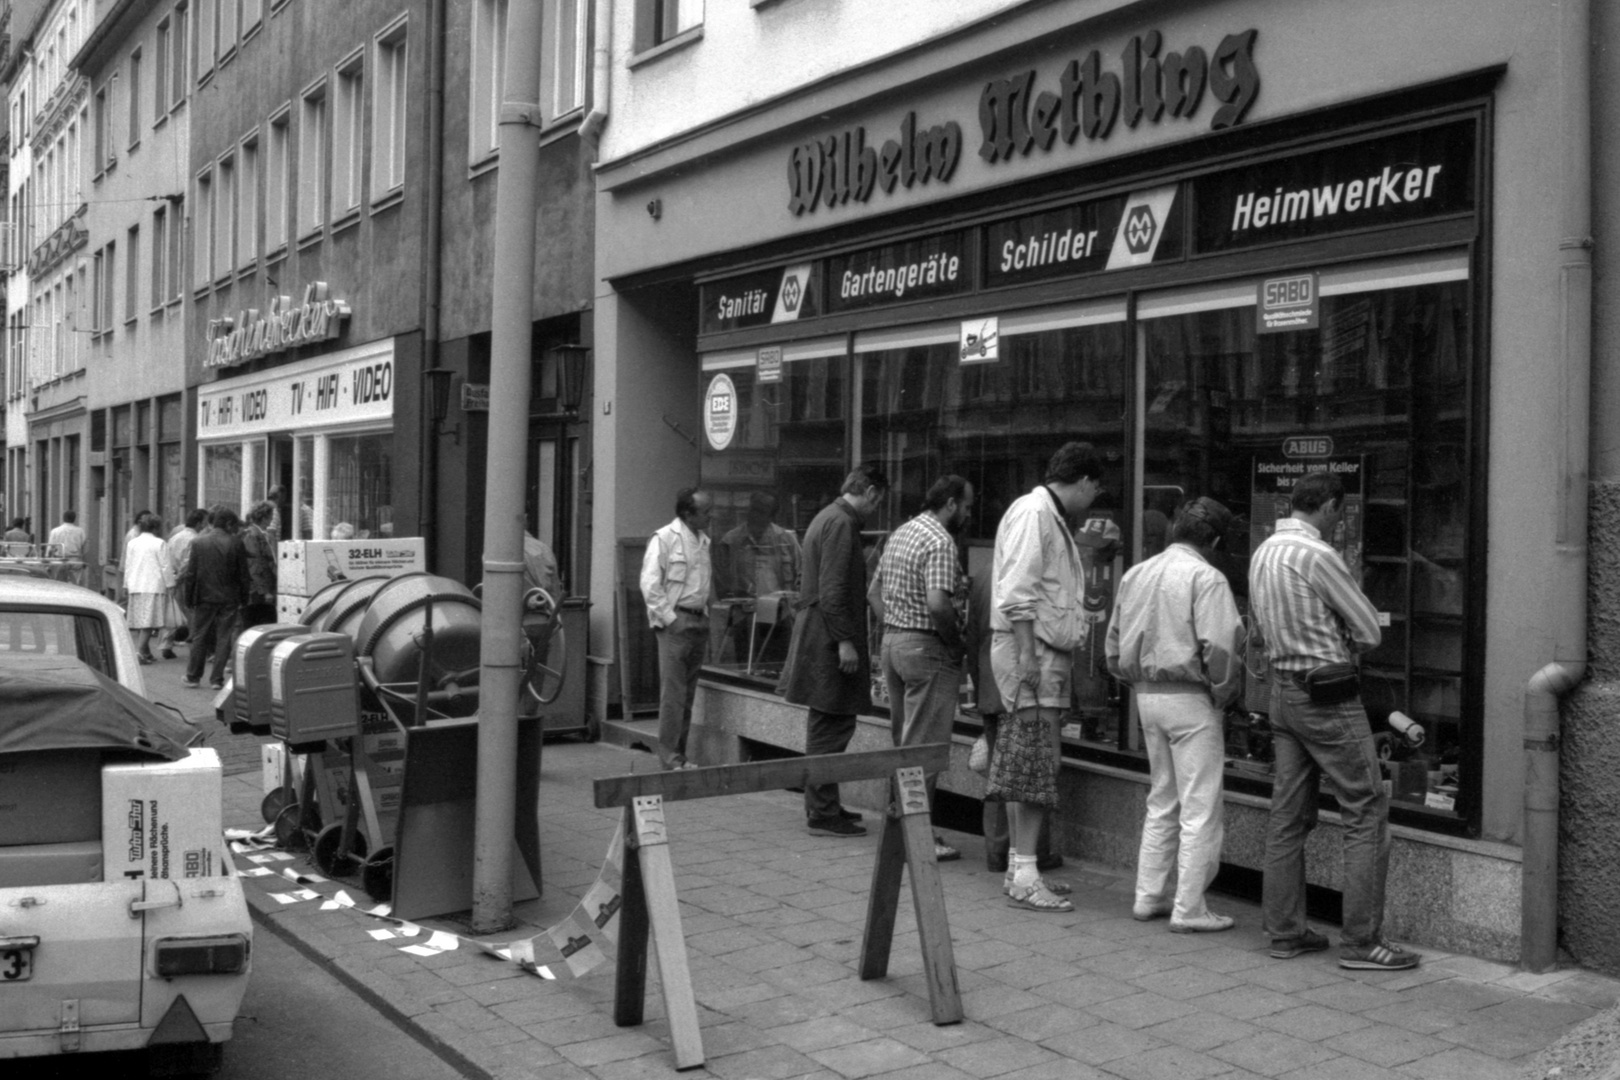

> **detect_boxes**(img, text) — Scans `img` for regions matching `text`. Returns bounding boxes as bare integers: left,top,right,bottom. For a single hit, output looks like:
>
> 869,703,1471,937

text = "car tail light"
154,935,250,977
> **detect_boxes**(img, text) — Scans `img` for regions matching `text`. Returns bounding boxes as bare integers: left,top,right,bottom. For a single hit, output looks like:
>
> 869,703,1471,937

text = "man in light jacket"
1107,496,1245,933
640,488,715,769
988,442,1103,912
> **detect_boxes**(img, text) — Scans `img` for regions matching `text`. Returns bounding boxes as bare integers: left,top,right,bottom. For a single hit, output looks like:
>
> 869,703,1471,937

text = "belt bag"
1304,662,1360,705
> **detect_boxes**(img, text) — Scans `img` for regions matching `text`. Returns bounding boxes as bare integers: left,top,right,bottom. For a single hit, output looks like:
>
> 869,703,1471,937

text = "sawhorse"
593,743,960,1071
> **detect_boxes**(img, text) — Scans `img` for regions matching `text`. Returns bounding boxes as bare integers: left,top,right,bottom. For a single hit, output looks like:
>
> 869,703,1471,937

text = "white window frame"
215,151,236,280
154,17,170,121
298,80,327,240
469,0,507,165
238,133,259,269
125,223,140,324
193,166,213,288
128,47,142,149
331,49,364,222
265,104,291,253
170,2,189,108
371,15,407,201
151,203,169,312
542,0,587,126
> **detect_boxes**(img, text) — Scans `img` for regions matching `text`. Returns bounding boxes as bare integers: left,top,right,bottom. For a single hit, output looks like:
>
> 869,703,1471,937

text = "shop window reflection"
1140,280,1471,818
203,443,242,510
324,432,393,539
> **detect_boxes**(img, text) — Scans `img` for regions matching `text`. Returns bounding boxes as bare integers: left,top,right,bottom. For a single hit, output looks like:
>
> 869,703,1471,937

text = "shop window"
1134,255,1472,820
295,435,314,539
203,443,242,510
324,432,392,539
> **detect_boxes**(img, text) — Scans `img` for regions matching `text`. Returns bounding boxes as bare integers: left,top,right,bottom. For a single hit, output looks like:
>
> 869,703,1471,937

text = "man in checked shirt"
1250,469,1420,971
878,475,973,862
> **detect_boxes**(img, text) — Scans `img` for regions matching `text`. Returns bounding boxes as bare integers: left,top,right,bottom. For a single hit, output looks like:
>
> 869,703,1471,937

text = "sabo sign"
786,27,1260,216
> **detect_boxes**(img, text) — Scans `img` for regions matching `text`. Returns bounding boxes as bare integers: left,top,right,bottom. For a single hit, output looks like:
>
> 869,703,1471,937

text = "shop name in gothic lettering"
205,282,352,368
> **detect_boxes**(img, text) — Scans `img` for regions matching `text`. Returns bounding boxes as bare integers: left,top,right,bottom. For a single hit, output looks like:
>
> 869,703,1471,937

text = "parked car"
0,579,251,1075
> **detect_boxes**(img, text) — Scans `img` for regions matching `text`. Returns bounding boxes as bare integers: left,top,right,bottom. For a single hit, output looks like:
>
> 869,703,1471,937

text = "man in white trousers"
1106,496,1245,932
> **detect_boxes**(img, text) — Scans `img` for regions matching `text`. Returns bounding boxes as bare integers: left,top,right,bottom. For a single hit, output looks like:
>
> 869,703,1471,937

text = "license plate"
1,947,32,981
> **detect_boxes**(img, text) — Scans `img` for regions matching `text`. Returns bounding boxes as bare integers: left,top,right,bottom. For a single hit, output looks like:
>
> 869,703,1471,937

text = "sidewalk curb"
245,890,497,1080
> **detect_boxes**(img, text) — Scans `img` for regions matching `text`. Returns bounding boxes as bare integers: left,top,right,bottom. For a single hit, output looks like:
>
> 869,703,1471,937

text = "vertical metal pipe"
418,0,446,567
1521,0,1591,973
471,0,544,934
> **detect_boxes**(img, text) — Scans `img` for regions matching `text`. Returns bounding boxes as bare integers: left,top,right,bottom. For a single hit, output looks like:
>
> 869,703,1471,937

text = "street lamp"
424,367,459,444
547,344,590,419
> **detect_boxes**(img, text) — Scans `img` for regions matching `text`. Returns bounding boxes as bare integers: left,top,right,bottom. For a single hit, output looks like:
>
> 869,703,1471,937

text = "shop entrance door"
268,435,295,538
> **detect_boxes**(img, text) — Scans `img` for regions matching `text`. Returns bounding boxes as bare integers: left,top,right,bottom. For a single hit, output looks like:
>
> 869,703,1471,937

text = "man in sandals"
1250,471,1420,971
1107,497,1244,933
989,442,1105,913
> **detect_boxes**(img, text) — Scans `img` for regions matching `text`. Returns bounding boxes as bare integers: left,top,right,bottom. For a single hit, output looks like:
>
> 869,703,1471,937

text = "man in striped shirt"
1249,470,1419,971
878,475,973,862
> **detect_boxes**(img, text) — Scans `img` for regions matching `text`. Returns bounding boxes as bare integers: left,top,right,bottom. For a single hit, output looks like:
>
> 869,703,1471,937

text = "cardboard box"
277,595,309,624
0,840,103,887
277,538,425,598
0,750,103,845
102,749,224,881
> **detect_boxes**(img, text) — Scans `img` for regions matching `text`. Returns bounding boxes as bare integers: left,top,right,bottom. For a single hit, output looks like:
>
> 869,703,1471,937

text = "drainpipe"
471,0,544,935
576,0,612,149
1521,0,1592,974
418,0,446,566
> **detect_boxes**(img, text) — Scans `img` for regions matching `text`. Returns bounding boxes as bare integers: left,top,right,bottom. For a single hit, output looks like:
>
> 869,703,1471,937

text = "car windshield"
0,608,117,678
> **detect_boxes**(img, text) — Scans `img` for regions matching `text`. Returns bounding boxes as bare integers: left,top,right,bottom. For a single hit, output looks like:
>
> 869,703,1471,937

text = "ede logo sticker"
705,374,737,451
780,275,802,313
1124,206,1158,254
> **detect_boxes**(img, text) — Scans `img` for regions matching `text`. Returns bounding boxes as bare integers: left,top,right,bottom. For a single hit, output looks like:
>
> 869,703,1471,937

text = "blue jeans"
882,630,960,804
655,611,708,767
1262,680,1391,948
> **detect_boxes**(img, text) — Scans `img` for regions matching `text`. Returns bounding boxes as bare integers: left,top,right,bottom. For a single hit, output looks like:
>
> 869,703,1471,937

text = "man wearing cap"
1107,496,1245,933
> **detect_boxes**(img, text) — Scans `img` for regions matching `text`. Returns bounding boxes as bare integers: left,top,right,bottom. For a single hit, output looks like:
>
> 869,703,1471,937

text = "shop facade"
195,336,398,542
593,0,1616,966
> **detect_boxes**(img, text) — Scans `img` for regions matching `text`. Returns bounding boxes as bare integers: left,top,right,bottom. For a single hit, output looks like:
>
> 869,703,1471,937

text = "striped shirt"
1248,517,1381,673
878,512,962,632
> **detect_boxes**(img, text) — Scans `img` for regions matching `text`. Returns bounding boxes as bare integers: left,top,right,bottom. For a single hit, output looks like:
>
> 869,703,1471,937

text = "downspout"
576,0,612,150
1521,0,1592,973
418,0,446,567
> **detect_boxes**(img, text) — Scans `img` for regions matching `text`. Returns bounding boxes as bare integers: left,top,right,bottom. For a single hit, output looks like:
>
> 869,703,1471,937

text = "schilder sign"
985,186,1182,288
786,27,1259,216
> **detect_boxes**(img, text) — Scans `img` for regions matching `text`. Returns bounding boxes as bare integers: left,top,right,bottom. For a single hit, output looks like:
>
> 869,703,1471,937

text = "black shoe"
137,654,154,665
987,857,1010,874
1037,853,1065,871
838,808,863,823
160,649,178,660
808,817,867,837
182,677,201,688
1270,928,1331,959
210,681,225,690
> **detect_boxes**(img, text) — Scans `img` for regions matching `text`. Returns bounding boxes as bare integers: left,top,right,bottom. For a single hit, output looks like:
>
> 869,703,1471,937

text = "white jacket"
991,486,1086,650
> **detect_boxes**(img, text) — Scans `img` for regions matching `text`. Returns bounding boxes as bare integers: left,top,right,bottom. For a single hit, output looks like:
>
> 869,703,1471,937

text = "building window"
469,0,507,163
91,242,116,334
638,0,702,51
203,442,242,509
128,48,142,147
331,52,364,220
266,107,290,251
325,431,393,539
218,0,238,60
151,204,168,309
239,136,259,267
243,0,263,35
372,19,407,198
543,0,586,122
125,224,140,322
154,18,170,119
93,84,110,173
193,168,213,287
215,153,235,278
171,3,189,108
298,81,327,239
196,0,215,82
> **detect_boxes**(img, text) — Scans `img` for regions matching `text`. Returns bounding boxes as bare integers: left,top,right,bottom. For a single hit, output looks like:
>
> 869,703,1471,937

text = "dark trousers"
981,712,1056,869
804,709,858,822
187,602,239,685
242,600,276,630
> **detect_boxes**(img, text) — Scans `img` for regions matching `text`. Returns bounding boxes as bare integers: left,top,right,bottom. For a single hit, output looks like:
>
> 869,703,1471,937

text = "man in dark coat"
780,464,888,837
180,505,251,689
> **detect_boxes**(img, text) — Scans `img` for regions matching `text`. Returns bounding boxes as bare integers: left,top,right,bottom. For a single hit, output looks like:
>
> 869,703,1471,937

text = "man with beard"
877,474,973,861
781,464,888,835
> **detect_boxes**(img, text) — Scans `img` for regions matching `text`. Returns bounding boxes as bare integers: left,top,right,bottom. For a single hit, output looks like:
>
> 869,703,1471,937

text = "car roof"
0,576,124,618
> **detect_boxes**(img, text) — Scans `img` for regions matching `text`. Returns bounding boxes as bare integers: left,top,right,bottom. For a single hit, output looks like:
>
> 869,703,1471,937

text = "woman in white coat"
122,515,174,664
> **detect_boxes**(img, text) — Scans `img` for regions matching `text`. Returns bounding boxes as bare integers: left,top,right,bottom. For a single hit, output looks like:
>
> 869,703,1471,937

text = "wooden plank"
901,809,962,1025
593,743,950,808
612,805,650,1028
631,796,705,1070
857,811,906,980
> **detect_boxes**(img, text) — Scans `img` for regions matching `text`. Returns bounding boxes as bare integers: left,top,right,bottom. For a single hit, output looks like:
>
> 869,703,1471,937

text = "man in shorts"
988,442,1104,912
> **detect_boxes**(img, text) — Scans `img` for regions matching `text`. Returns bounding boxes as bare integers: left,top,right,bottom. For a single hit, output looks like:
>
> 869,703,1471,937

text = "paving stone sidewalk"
146,655,1620,1080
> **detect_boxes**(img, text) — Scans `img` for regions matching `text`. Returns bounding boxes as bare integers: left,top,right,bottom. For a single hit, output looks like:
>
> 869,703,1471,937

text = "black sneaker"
1270,928,1331,959
160,649,178,660
1339,941,1421,970
808,817,867,837
838,808,863,822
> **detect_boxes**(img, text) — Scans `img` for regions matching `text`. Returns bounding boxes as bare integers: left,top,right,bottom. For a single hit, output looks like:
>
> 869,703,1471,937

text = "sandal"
1004,872,1072,896
1006,881,1074,912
